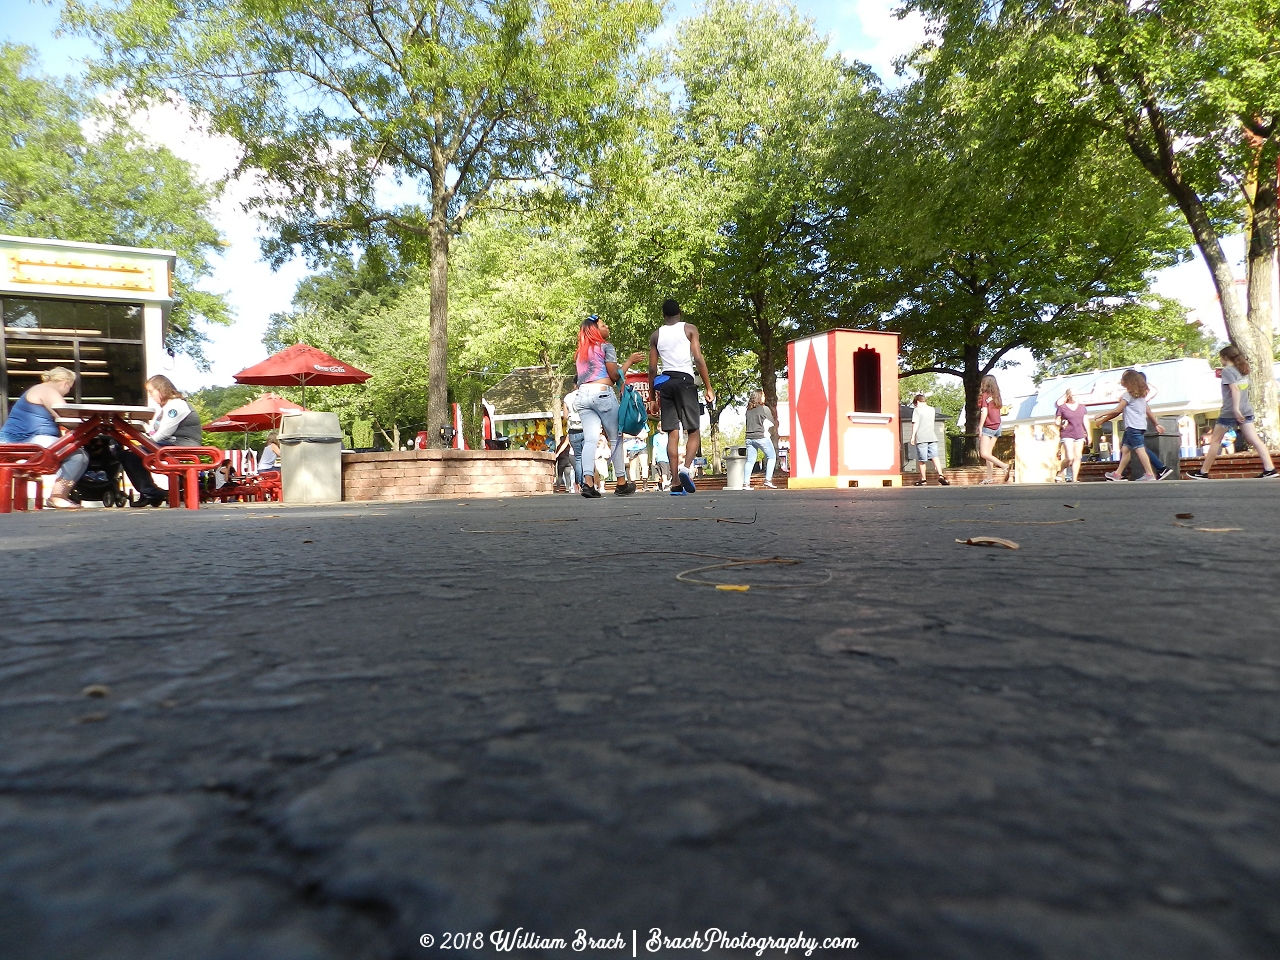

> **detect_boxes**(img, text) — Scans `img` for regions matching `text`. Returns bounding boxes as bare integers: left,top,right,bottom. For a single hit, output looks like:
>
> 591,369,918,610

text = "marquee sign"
0,236,174,302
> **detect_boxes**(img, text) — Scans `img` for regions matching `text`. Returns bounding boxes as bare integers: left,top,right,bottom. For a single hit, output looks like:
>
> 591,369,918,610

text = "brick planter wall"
341,449,555,501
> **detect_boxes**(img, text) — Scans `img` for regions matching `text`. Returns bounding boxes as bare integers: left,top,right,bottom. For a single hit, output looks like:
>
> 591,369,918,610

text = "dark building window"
2,297,146,421
853,346,881,413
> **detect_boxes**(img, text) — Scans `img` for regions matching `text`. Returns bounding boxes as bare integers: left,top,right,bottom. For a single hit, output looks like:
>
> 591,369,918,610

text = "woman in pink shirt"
1054,388,1088,482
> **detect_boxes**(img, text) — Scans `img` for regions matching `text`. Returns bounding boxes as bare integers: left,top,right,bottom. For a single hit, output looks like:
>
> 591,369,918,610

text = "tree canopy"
591,0,878,431
905,0,1280,439
828,31,1193,452
67,0,662,441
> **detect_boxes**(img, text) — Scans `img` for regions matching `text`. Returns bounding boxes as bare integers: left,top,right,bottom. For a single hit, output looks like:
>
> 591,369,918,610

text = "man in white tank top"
647,299,714,495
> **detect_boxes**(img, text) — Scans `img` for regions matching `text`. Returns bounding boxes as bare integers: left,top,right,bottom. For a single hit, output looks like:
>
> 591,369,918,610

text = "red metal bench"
0,444,60,513
143,445,225,510
203,470,282,504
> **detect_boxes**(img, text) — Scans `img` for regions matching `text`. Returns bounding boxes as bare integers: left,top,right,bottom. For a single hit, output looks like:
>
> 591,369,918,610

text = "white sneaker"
763,481,776,488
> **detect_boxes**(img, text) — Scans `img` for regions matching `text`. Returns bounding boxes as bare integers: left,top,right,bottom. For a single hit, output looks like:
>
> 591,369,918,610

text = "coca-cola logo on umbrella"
313,364,347,373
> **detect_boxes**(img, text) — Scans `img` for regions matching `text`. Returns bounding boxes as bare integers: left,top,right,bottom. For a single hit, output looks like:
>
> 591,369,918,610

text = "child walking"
1188,345,1278,480
1095,369,1170,482
975,374,1012,484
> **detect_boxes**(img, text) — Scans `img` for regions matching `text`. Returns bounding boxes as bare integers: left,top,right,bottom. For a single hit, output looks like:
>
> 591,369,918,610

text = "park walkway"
2,483,1278,959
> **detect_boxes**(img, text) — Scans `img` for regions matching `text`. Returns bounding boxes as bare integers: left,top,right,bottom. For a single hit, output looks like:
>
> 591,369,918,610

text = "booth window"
853,346,881,413
2,297,146,420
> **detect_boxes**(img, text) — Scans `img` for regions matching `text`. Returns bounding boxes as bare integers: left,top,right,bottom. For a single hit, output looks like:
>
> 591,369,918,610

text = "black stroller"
72,435,128,508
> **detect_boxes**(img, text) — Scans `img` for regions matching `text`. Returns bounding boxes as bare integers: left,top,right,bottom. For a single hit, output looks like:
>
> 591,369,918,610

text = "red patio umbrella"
213,393,306,432
205,393,307,450
233,343,370,407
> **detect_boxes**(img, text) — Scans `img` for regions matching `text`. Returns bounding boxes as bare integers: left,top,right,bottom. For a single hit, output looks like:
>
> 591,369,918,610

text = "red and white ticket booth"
787,329,902,488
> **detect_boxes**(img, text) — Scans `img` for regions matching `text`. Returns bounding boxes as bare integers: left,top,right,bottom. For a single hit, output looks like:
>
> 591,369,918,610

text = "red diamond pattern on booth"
797,341,828,473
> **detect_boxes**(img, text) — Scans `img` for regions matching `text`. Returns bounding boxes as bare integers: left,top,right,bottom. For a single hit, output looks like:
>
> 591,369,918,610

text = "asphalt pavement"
2,481,1279,959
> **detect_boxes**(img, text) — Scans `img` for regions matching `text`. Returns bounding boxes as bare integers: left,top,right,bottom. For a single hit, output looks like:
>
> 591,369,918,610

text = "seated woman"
120,375,203,507
0,367,89,509
212,458,236,489
258,430,281,472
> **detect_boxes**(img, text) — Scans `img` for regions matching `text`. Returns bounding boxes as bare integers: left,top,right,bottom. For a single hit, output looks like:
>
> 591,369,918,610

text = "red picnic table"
0,404,223,513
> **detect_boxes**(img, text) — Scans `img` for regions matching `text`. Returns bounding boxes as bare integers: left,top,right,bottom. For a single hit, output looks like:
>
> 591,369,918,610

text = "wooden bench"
0,444,60,513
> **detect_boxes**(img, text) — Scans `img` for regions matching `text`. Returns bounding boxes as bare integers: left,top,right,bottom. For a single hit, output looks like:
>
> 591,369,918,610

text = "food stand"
1,235,175,423
482,367,576,452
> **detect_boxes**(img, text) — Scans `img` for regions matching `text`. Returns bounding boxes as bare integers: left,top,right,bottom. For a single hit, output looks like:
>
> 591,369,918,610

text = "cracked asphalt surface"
2,482,1279,960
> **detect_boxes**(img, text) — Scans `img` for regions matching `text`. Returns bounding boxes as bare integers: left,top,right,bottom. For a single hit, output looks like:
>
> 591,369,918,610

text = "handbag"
617,384,648,436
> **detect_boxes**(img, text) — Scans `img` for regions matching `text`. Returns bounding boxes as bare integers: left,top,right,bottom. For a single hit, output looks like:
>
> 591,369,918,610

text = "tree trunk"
752,290,782,456
1245,147,1279,449
759,323,780,450
961,344,982,465
427,216,450,448
543,348,562,449
1109,82,1256,394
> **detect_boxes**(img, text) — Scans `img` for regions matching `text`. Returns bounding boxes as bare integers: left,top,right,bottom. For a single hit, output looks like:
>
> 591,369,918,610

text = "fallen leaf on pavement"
956,537,1020,549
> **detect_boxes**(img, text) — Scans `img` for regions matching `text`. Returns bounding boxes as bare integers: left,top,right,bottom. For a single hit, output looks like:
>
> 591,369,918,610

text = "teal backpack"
617,384,648,436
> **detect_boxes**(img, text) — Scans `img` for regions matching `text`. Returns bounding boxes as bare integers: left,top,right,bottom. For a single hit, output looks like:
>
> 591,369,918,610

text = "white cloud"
837,0,929,83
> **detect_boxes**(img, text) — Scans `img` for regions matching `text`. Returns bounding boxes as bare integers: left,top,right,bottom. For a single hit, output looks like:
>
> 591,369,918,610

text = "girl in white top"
1094,369,1166,482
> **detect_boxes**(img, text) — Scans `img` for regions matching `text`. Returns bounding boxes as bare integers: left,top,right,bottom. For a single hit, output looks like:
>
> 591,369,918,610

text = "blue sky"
1,0,1224,398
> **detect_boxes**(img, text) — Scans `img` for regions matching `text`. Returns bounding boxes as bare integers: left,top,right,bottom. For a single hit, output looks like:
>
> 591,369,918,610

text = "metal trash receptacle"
280,412,344,503
724,446,748,490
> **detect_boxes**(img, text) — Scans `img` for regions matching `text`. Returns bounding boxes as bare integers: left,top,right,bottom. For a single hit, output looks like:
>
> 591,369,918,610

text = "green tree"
1034,297,1220,380
842,44,1189,460
0,43,230,361
590,0,878,441
265,259,432,449
898,374,964,435
450,214,597,446
68,0,661,443
906,0,1280,441
188,383,266,449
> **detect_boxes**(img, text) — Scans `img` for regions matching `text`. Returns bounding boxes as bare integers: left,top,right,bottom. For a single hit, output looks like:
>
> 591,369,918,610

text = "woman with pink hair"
574,315,644,498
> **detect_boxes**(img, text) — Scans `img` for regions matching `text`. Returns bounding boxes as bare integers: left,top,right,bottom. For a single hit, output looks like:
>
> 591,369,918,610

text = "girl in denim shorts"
976,374,1012,484
1189,345,1278,480
1095,369,1168,482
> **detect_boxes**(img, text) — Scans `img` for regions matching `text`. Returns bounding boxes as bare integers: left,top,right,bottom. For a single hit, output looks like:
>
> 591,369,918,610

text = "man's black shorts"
657,372,701,433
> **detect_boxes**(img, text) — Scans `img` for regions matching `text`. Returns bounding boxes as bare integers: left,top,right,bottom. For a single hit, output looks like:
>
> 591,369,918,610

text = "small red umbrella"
214,393,306,432
233,343,370,407
205,393,306,449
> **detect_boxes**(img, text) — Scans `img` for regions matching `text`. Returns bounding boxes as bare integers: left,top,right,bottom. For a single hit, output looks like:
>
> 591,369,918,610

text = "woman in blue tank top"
0,367,89,509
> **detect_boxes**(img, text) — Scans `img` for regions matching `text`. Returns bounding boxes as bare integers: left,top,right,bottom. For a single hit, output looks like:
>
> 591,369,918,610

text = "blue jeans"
1122,427,1164,474
31,435,89,484
568,430,585,485
577,386,624,481
745,436,775,484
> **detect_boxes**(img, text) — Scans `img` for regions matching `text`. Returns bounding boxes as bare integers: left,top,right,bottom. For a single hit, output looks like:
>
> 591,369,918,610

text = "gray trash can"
1147,429,1183,479
280,411,344,503
724,446,748,491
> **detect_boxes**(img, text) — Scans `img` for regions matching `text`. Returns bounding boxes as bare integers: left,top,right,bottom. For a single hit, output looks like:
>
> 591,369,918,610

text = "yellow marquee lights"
6,253,160,294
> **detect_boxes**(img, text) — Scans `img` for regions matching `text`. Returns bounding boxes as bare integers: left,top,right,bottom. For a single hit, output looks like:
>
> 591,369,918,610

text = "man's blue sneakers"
669,488,688,496
678,469,697,494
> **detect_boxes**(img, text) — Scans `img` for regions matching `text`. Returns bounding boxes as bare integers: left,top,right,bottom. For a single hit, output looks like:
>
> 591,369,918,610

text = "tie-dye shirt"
576,342,617,385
